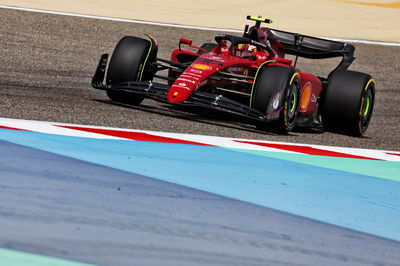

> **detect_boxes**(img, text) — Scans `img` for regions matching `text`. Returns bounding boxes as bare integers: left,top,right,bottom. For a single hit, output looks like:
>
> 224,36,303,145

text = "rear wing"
269,28,355,71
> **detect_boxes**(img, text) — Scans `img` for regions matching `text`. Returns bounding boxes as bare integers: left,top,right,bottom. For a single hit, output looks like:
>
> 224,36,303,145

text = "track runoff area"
1,5,400,47
1,118,400,231
0,5,400,266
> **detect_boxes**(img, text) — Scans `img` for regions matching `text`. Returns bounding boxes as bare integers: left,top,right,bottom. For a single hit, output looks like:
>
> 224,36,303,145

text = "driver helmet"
234,44,256,58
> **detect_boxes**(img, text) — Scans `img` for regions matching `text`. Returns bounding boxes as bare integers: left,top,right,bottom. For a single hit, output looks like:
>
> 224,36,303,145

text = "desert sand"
0,0,399,41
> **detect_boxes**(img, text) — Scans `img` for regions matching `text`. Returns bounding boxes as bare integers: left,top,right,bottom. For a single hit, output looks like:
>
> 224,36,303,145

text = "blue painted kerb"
0,128,399,241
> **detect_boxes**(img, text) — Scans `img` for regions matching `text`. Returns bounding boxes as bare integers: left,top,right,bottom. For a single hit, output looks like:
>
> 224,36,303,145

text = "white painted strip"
1,5,400,47
1,117,400,161
0,117,122,140
320,37,400,47
227,137,400,162
45,121,299,153
147,131,302,153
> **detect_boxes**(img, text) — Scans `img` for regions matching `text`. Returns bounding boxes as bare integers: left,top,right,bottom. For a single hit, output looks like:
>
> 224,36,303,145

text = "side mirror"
179,38,193,45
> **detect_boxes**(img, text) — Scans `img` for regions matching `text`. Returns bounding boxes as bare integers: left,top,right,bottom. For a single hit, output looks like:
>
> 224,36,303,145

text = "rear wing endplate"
269,29,355,70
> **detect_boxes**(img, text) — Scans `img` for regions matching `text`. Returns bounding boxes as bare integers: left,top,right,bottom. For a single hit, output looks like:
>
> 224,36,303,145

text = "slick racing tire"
252,66,300,134
322,70,375,137
106,36,155,105
197,43,217,54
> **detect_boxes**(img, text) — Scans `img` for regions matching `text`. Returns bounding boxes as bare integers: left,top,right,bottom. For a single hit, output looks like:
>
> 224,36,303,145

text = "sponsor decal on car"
256,55,267,60
181,72,202,78
192,64,213,70
202,54,224,62
196,58,223,66
179,74,200,80
311,94,317,103
176,78,196,84
189,69,204,74
174,82,191,90
226,67,244,72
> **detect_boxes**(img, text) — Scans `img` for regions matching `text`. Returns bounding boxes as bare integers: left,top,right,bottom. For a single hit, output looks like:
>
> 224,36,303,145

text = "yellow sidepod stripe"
249,60,277,108
138,35,153,81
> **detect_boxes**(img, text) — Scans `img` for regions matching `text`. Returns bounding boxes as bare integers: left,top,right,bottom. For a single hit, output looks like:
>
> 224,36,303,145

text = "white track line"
1,5,400,47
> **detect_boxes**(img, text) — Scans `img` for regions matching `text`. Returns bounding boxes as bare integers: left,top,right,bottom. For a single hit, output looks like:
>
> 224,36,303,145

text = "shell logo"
192,64,212,70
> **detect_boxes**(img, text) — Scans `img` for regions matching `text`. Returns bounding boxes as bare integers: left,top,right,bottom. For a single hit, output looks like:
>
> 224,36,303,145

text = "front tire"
322,70,375,137
106,36,156,105
252,66,300,134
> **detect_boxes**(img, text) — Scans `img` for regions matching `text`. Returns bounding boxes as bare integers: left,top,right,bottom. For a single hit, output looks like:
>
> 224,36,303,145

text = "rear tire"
106,36,155,105
322,70,375,137
252,66,300,134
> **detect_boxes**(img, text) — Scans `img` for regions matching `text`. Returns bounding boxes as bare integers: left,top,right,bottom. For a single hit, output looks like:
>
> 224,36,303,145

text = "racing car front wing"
92,54,267,122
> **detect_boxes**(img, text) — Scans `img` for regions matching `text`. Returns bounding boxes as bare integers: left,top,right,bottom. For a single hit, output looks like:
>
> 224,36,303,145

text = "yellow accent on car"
290,73,300,85
136,64,143,80
192,64,212,70
247,16,273,23
358,78,374,133
249,60,277,107
364,79,374,91
139,35,153,81
359,79,374,116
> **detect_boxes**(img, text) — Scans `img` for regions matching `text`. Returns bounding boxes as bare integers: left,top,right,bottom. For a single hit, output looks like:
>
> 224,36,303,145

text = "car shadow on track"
292,127,325,134
92,98,303,137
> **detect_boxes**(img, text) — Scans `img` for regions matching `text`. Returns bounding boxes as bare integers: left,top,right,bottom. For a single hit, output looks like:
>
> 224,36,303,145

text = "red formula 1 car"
92,16,375,136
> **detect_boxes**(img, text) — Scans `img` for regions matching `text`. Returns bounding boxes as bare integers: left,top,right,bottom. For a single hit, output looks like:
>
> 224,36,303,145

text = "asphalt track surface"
0,8,400,151
1,8,400,266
